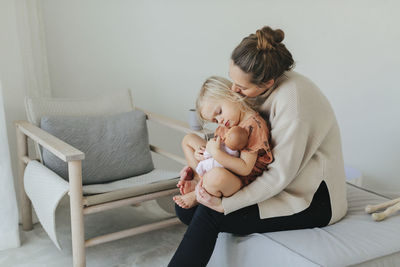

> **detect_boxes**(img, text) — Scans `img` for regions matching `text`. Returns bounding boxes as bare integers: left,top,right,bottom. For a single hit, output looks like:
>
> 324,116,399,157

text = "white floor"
0,199,186,267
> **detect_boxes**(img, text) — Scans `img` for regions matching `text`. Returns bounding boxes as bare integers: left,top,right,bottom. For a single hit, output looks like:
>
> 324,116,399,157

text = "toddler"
174,76,273,209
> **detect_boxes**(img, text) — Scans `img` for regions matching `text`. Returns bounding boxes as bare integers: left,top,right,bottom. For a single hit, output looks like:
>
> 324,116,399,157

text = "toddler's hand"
194,146,206,161
205,136,221,157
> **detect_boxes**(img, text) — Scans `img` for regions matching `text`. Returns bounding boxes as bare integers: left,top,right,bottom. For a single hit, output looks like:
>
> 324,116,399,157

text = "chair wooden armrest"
137,107,214,140
15,120,85,241
149,144,186,165
15,120,85,162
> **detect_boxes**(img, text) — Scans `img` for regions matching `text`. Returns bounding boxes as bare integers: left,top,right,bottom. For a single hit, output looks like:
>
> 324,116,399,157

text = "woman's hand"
195,179,224,213
205,136,221,157
194,146,206,161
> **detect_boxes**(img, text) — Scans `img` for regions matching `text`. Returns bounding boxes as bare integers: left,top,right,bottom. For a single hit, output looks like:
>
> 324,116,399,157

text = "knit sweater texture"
221,71,348,225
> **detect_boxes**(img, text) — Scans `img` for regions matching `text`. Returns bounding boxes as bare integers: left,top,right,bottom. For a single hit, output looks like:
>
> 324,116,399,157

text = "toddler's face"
200,97,241,128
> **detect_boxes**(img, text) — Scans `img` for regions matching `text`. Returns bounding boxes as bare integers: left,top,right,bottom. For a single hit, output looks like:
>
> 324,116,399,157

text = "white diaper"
195,144,239,176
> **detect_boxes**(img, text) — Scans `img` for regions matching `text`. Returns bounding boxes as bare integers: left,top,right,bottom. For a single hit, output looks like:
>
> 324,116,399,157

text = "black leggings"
168,181,332,267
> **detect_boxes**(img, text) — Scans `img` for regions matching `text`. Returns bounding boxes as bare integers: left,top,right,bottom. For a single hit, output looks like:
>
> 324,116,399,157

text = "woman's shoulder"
260,71,335,124
275,71,320,95
268,71,327,105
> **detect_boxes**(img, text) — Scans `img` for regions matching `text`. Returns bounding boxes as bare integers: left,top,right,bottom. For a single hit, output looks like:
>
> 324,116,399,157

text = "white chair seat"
83,169,179,206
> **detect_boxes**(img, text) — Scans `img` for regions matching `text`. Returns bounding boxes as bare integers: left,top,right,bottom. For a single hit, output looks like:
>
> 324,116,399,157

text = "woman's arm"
198,119,317,214
221,117,323,215
205,136,257,176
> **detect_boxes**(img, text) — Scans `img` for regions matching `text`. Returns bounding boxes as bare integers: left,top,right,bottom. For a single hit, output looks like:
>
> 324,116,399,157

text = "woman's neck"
258,73,286,99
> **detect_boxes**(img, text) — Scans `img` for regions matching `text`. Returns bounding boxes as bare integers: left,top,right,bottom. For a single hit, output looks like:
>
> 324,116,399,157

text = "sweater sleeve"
222,117,314,215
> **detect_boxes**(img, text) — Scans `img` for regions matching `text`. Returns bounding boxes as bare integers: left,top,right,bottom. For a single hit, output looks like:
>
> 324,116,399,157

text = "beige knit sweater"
222,71,348,225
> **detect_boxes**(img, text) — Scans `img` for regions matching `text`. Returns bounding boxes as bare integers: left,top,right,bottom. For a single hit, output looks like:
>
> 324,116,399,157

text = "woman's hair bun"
273,29,284,43
231,25,294,84
256,26,285,51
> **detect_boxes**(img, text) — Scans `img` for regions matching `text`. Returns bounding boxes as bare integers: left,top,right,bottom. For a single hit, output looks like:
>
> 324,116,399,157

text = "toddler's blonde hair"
196,76,254,123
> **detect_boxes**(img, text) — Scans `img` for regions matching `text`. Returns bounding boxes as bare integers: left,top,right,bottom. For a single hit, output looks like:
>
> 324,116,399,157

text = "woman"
168,26,348,267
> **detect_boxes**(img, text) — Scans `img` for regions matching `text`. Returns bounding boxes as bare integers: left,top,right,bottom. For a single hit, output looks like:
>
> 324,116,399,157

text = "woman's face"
228,61,273,97
200,97,242,128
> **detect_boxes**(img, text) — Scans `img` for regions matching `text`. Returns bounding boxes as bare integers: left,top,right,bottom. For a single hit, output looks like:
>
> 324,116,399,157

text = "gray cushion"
40,110,154,185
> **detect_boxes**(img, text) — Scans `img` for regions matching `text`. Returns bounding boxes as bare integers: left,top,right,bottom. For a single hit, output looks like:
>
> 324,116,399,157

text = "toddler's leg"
177,134,207,194
202,168,242,198
181,133,206,171
174,168,242,209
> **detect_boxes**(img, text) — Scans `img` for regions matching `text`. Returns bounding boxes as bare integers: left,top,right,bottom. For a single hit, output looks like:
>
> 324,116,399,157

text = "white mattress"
208,183,400,267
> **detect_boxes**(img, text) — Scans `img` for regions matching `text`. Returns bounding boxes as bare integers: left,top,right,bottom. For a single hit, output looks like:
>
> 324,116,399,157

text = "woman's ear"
263,79,275,89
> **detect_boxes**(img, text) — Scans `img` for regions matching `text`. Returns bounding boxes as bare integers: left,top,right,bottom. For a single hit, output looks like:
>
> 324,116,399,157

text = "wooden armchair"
15,90,210,267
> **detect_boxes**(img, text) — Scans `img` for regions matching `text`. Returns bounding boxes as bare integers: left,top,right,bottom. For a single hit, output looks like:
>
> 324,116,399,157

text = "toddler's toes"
173,195,184,208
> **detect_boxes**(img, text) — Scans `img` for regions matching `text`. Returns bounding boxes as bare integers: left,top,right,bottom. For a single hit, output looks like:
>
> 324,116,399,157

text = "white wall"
40,0,400,196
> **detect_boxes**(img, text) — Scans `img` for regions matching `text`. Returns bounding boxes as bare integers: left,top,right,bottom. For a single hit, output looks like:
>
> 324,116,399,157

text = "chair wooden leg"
16,127,32,231
68,160,86,267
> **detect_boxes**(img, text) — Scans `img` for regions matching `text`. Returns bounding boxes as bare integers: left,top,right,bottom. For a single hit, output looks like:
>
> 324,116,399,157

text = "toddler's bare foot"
179,166,194,181
173,192,198,209
177,179,198,195
177,166,197,195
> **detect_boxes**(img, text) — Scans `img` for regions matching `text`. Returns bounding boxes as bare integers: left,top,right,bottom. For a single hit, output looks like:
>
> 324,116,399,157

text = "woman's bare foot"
173,191,198,209
177,166,197,195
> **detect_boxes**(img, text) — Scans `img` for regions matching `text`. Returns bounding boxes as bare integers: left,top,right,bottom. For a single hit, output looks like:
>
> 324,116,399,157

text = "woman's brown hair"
231,26,294,85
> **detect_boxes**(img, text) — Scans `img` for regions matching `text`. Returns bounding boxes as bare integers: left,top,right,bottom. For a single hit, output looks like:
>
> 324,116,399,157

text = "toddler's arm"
206,137,256,176
213,150,257,176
